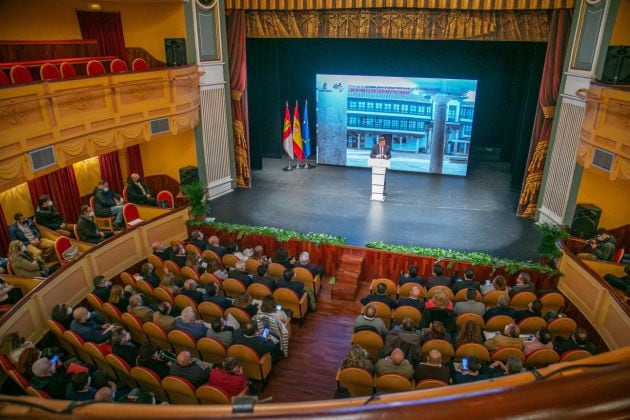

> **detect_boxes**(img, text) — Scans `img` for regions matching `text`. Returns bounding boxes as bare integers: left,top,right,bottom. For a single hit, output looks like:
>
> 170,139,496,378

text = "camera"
158,349,176,362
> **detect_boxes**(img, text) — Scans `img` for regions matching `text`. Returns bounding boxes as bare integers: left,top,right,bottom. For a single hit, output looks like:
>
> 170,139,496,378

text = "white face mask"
67,306,73,315
88,212,95,217
85,312,91,320
47,200,53,207
105,281,112,287
21,244,27,253
103,187,109,192
199,234,204,241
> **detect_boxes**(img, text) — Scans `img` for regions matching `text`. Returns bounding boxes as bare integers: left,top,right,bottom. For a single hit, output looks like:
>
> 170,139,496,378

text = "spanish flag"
292,101,304,160
282,102,294,159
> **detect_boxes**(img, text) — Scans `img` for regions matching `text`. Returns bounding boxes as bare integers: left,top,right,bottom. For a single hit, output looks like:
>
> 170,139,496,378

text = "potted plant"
535,222,569,264
180,181,206,221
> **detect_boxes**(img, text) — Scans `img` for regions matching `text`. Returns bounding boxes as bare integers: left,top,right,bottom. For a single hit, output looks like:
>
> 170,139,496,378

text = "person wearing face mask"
126,173,157,206
578,228,617,262
7,240,48,278
92,275,113,302
8,212,56,260
77,205,114,244
70,307,113,344
111,326,140,367
93,179,125,229
34,195,75,238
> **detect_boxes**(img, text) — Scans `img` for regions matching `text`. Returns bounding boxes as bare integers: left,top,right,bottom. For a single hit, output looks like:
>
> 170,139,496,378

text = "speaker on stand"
165,38,187,67
570,203,602,239
179,166,199,186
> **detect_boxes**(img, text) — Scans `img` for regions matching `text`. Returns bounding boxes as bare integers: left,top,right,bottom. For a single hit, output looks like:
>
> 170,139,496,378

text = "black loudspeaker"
179,166,199,186
599,46,630,85
570,203,602,239
165,38,187,67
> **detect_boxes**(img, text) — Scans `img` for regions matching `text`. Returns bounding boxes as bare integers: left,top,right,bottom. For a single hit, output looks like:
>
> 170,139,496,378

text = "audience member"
233,320,279,361
226,242,250,262
137,342,171,379
455,320,484,346
182,279,206,304
77,205,113,244
277,268,304,298
159,272,181,296
484,324,524,351
30,357,71,399
375,348,414,380
251,245,268,263
70,307,112,344
296,251,325,279
554,327,596,355
207,356,248,398
253,296,289,357
94,179,125,229
203,283,232,310
360,282,396,308
578,228,617,261
128,294,154,323
188,230,207,251
523,327,553,357
111,326,140,367
140,263,161,288
0,276,23,304
383,317,422,366
35,194,74,238
483,295,516,322
94,386,115,402
206,236,226,257
396,285,425,312
272,247,295,269
174,307,208,339
16,347,41,381
425,264,451,289
153,302,177,332
227,260,252,287
515,299,543,323
480,275,507,296
603,265,630,294
65,371,97,401
488,356,524,377
453,288,485,316
509,272,536,298
453,355,487,384
8,212,55,260
399,265,423,286
414,350,451,384
185,252,203,273
152,242,170,261
339,344,374,374
108,285,132,314
252,264,276,290
452,269,481,294
51,303,74,329
126,173,157,206
421,320,453,345
234,292,259,318
92,275,112,302
354,305,388,336
7,240,47,277
166,240,187,267
0,332,34,365
421,291,455,333
206,318,234,347
169,351,211,388
206,258,227,281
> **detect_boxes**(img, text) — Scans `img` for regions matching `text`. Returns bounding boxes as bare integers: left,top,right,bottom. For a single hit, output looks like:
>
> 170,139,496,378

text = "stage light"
87,3,102,10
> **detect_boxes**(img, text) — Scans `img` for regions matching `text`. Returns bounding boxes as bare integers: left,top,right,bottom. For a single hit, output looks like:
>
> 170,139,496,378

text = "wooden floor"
259,278,369,402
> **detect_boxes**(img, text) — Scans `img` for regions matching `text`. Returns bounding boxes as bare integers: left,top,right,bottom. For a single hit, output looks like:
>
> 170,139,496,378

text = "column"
429,95,449,174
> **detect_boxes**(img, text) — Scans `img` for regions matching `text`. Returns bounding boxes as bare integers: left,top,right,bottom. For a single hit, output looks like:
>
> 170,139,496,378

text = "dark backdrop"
246,38,546,187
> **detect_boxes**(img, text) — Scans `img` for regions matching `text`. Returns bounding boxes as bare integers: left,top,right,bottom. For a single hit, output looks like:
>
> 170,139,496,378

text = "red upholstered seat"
86,60,106,76
10,65,33,84
110,58,128,73
132,58,149,71
0,70,9,87
40,63,61,80
60,62,77,78
54,236,72,265
613,248,625,263
156,190,174,209
123,203,143,228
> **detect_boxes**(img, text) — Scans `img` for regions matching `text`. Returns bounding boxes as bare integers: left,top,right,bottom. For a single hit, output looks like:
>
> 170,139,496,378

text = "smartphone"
262,328,269,339
485,279,491,286
462,357,468,371
50,355,59,364
276,305,282,311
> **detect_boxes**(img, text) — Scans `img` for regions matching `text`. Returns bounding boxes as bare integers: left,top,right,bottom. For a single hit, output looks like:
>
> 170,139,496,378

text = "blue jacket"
70,319,111,344
174,318,208,340
8,221,41,245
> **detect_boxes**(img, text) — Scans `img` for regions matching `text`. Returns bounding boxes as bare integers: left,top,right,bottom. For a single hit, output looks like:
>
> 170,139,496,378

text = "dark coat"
233,330,275,357
277,278,305,298
93,186,121,217
8,221,42,245
126,179,154,205
35,207,66,231
77,215,102,244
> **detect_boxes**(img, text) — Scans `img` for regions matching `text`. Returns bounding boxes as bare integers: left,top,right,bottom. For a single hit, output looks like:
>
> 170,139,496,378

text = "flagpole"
282,101,295,171
302,98,316,169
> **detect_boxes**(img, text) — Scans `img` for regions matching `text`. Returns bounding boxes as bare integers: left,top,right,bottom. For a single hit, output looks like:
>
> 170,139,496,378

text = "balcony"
0,65,200,191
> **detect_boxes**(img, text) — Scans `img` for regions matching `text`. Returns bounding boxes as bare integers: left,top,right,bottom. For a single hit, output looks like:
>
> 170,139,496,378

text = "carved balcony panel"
0,65,200,191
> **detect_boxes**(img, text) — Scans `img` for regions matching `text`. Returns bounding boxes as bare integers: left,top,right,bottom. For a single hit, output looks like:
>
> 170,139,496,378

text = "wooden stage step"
332,248,365,301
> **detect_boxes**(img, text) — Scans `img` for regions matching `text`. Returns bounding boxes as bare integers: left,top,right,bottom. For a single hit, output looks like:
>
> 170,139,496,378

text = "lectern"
368,158,390,201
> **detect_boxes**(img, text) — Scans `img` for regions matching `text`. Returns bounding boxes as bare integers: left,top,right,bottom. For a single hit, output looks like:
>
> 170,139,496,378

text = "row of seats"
0,58,149,86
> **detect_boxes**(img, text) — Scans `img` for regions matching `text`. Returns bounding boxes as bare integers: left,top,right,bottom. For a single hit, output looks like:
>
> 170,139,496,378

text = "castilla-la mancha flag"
292,101,304,161
282,102,294,159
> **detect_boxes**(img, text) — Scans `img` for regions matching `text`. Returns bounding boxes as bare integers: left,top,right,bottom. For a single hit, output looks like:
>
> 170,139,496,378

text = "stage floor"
209,158,540,261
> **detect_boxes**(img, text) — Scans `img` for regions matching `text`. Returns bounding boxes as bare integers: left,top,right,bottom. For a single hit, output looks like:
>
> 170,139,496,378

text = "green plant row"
365,241,561,276
186,220,347,246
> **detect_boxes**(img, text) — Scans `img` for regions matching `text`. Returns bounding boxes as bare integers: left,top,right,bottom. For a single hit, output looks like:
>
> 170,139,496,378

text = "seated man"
77,205,113,244
603,265,630,294
354,305,388,336
484,324,524,351
182,279,206,304
208,356,248,398
278,268,316,311
153,302,177,332
140,262,161,288
174,307,208,340
453,288,485,317
296,251,324,279
415,349,451,384
252,264,276,291
152,242,171,261
166,240,187,267
484,295,516,322
30,358,71,400
203,283,233,310
92,275,112,302
169,351,211,388
453,355,488,384
227,260,252,287
396,285,425,312
452,269,481,294
399,265,423,286
515,299,543,323
126,173,157,206
128,294,154,323
70,307,112,344
509,272,536,298
488,357,525,378
93,179,125,229
206,318,235,348
578,228,617,261
554,327,596,355
524,327,553,357
207,236,226,257
383,317,422,367
233,320,279,361
35,195,74,238
8,212,55,260
360,282,396,308
375,348,414,380
188,230,208,251
65,371,97,401
425,264,451,289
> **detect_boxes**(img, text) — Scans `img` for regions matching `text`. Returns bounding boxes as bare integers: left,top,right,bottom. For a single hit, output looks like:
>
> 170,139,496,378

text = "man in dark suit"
370,136,391,159
203,283,233,310
126,173,157,206
426,264,452,289
252,264,276,291
515,299,543,323
452,269,481,294
228,260,252,287
233,321,280,362
35,194,74,238
277,268,305,298
296,251,325,279
182,279,206,304
93,179,124,228
484,295,517,322
92,275,111,302
207,236,227,257
399,265,423,286
77,205,113,244
360,282,396,308
189,230,208,251
140,262,161,288
397,285,425,312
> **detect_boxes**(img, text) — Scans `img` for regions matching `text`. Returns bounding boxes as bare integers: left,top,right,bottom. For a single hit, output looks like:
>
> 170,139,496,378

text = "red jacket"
208,368,248,397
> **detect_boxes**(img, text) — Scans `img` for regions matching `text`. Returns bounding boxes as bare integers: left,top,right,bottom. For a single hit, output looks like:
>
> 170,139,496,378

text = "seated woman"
480,275,508,296
108,285,132,313
251,245,270,264
422,291,456,333
185,252,203,274
271,247,295,269
0,331,35,365
454,321,484,347
253,295,290,357
7,240,47,278
51,303,74,330
208,356,248,398
0,277,23,305
159,272,182,296
111,326,140,367
421,321,453,346
339,344,374,374
206,258,227,281
174,306,208,340
137,341,171,379
234,292,258,318
16,347,41,381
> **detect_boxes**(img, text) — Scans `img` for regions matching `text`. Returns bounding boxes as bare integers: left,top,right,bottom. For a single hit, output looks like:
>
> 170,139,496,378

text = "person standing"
370,136,391,159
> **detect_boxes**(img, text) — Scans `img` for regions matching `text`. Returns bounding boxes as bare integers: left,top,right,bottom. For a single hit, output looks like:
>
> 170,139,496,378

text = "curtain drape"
76,11,127,59
227,10,252,188
99,152,125,194
127,145,144,179
0,203,9,256
28,168,82,224
517,9,572,217
27,177,53,212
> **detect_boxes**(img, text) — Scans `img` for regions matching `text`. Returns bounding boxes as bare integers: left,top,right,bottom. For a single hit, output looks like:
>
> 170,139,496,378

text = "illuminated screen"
316,74,478,176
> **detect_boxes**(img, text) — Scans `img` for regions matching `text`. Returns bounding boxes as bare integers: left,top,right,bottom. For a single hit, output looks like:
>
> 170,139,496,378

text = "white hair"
236,260,246,271
299,251,310,264
180,306,196,323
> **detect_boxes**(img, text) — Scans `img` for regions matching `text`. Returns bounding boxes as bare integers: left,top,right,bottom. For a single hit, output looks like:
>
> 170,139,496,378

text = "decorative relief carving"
68,93,95,111
617,104,630,128
0,103,28,126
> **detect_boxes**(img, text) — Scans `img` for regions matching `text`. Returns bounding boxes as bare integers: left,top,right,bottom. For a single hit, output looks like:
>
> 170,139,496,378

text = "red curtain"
226,10,251,188
518,9,572,217
27,167,82,224
76,11,126,59
127,145,144,179
27,177,53,211
0,203,9,256
99,152,124,194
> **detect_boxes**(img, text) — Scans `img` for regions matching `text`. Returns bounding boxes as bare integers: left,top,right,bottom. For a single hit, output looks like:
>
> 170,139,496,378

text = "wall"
576,167,630,229
610,0,630,44
72,158,101,197
0,183,34,223
0,0,186,61
140,131,198,181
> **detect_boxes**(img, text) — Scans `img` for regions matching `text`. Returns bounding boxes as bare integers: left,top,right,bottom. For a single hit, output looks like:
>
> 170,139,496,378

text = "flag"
302,99,311,159
292,101,304,160
282,102,293,159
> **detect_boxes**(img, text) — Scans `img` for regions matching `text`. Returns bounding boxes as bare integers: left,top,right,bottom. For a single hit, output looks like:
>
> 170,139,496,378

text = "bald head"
184,279,197,290
364,305,377,319
428,350,442,365
208,236,220,246
94,387,114,402
177,351,192,366
410,286,421,299
73,307,89,322
390,348,405,365
130,173,140,182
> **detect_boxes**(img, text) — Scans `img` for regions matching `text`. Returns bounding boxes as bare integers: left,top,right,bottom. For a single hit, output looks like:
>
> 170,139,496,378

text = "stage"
209,158,541,261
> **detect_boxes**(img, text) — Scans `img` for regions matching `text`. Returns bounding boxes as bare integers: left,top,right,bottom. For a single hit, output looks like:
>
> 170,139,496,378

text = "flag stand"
283,156,296,171
302,158,316,169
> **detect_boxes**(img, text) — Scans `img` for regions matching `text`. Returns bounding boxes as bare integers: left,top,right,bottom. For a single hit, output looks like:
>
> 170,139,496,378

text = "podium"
368,158,390,201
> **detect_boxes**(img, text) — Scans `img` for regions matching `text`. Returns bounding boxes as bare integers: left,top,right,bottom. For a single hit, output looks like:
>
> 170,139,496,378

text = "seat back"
351,331,384,362
130,366,168,402
482,290,509,308
361,301,392,329
374,374,413,393
455,313,485,330
267,263,286,279
84,341,116,379
164,260,182,277
10,65,33,84
154,287,175,304
427,285,455,300
337,368,374,397
518,316,547,334
181,266,200,281
136,279,156,299
40,63,61,80
454,288,481,302
227,344,271,382
222,254,239,268
196,385,231,404
198,301,224,322
245,258,261,275
63,330,94,365
121,312,148,344
0,69,9,86
122,186,129,201
147,254,165,270
119,271,137,288
123,203,142,227
510,291,537,311
225,307,252,326
7,370,29,391
485,315,515,332
46,320,76,357
168,330,200,359
54,236,72,265
199,272,222,288
90,196,115,231
421,339,455,363
86,60,106,75
491,346,525,362
106,353,138,389
143,322,173,351
174,294,198,311
223,278,247,299
613,248,625,263
559,349,592,362
162,376,199,404
156,190,174,208
110,58,128,73
392,305,422,328
415,379,449,390
547,317,577,339
102,303,123,324
369,278,397,297
0,354,15,373
454,343,490,362
132,58,149,71
60,62,77,78
26,386,51,398
540,292,565,314
273,287,308,319
247,283,273,300
86,293,108,322
524,348,559,368
185,244,202,256
293,267,319,294
197,337,227,365
202,250,222,267
398,283,427,299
